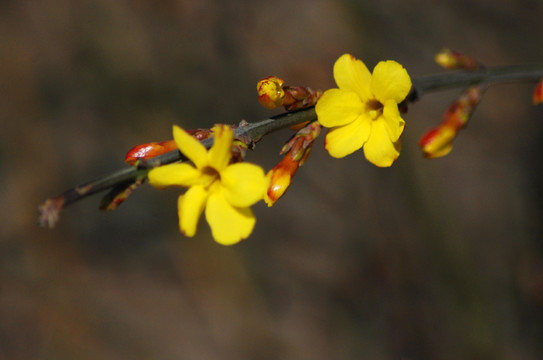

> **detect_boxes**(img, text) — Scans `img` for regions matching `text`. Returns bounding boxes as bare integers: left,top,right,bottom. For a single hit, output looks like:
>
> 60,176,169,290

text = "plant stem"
39,63,543,227
411,64,543,96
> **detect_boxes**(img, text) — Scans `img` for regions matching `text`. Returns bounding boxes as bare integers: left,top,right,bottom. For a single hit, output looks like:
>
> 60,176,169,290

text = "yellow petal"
148,163,200,188
220,162,268,207
173,125,208,169
205,192,256,245
381,99,405,142
363,119,401,167
324,115,371,158
333,54,372,100
208,125,233,171
178,185,208,237
370,60,412,104
316,88,365,128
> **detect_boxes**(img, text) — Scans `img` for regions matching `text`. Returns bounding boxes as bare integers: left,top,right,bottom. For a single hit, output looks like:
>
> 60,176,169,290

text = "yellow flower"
316,54,412,167
148,124,269,245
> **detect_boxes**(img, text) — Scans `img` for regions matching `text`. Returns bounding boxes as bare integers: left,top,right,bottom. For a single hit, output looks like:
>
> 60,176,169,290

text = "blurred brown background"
2,0,543,359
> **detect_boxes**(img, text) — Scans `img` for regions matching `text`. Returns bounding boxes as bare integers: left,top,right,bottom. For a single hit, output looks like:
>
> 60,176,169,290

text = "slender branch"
39,63,543,227
38,109,318,227
411,64,543,97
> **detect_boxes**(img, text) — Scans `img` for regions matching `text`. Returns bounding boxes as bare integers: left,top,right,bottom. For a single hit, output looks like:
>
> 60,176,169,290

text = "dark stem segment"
411,64,543,98
38,64,543,228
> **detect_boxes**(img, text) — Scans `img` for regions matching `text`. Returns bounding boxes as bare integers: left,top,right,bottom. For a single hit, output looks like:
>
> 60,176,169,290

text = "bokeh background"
2,0,543,359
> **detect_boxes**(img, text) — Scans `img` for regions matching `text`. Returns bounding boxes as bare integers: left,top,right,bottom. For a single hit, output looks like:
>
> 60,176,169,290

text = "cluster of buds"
257,76,322,111
265,121,321,206
419,49,485,158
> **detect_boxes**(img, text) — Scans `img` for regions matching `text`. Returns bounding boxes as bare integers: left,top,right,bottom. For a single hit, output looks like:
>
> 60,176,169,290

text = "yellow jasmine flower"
316,54,412,167
148,124,269,245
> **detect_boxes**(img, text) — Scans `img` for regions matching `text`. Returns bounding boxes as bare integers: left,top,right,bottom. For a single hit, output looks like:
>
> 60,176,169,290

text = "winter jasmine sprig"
39,53,543,243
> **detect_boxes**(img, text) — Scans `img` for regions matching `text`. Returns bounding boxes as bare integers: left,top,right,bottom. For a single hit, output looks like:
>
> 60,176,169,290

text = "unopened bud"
264,155,299,207
419,125,456,159
435,49,481,70
419,85,485,159
265,121,321,206
125,140,177,165
257,76,285,109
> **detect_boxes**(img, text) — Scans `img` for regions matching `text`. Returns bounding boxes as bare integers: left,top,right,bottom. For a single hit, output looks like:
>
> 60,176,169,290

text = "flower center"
366,99,383,120
201,166,220,189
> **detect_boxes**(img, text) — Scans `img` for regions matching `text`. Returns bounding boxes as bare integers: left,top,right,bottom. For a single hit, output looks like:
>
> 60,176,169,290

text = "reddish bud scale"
533,79,543,104
282,86,323,111
100,178,144,211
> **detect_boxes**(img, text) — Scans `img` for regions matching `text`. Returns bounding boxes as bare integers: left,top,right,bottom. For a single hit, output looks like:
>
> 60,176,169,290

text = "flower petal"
370,60,412,104
220,162,268,207
208,125,233,171
381,99,405,142
148,163,200,188
324,115,371,158
316,89,365,128
333,54,372,100
206,192,256,245
363,119,401,167
173,125,208,169
178,185,208,237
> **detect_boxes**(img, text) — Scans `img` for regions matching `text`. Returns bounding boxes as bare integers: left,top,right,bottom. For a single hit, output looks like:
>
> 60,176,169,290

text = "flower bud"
435,49,480,70
257,76,285,109
257,76,322,111
419,85,485,158
265,121,321,206
125,140,177,165
419,125,456,159
264,154,299,207
533,79,543,104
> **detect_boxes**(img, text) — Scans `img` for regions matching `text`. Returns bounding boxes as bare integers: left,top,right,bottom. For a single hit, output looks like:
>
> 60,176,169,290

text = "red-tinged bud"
125,140,177,165
533,79,543,104
125,128,213,165
257,76,285,109
264,154,299,207
443,85,485,129
419,125,456,159
435,49,481,70
265,121,321,206
257,76,322,111
420,85,485,159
